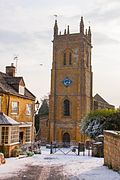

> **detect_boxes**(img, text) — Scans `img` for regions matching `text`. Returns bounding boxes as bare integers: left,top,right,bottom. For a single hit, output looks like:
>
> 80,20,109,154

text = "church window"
69,52,72,65
63,53,66,65
63,99,70,116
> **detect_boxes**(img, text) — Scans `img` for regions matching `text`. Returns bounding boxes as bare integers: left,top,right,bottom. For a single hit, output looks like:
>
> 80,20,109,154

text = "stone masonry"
104,130,120,171
49,17,93,143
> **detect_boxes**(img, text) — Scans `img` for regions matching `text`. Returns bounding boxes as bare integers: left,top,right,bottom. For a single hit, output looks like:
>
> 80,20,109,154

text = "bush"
26,151,34,157
80,109,120,139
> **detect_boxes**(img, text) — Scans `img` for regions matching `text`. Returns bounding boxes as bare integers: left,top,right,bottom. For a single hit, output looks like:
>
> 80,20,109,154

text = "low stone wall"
104,130,120,171
0,153,5,165
0,144,19,157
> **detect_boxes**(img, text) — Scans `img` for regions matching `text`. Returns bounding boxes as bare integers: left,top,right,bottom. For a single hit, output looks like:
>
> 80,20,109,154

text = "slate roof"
0,112,19,125
94,93,109,104
0,71,35,100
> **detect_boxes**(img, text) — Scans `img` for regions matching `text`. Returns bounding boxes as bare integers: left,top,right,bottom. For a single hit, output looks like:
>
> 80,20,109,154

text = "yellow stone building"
49,17,93,144
0,64,35,157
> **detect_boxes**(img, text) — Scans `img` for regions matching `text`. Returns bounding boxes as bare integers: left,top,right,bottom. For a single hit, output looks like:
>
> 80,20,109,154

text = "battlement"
53,17,91,43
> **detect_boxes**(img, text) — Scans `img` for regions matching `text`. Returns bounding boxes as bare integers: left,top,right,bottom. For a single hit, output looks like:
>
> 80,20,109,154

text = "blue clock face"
63,77,72,87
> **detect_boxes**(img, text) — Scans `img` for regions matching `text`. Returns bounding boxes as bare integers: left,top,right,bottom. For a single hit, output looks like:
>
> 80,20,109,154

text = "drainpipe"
7,93,10,116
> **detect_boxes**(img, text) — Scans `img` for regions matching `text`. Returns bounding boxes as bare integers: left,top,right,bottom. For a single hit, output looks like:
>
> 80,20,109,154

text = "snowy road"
0,147,120,180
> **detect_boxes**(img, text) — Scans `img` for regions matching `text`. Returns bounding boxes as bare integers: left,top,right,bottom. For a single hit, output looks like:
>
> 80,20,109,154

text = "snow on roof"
0,112,19,125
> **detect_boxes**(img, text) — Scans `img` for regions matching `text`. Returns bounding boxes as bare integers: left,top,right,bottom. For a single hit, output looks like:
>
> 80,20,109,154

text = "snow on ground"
0,146,120,179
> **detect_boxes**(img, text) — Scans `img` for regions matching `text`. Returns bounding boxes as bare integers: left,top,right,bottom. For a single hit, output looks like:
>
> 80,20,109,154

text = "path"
2,165,67,180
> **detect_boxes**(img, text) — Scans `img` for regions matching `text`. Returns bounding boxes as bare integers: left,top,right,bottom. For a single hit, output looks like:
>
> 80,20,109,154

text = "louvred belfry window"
69,52,72,65
63,53,66,65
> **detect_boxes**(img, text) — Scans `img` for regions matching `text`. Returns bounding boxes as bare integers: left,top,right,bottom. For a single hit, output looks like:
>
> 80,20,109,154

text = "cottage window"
0,96,2,111
26,104,32,115
2,127,9,144
11,101,19,114
63,99,70,116
11,126,19,144
19,85,25,95
25,127,31,142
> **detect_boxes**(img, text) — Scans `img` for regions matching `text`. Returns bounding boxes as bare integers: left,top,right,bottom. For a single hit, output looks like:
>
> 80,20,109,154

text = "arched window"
63,99,70,116
69,52,72,65
63,53,66,65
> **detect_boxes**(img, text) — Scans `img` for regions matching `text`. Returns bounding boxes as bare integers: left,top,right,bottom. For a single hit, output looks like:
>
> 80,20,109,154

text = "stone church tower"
49,17,93,144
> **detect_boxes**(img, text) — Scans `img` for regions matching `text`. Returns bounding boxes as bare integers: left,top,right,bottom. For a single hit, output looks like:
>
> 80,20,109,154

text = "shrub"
80,109,120,139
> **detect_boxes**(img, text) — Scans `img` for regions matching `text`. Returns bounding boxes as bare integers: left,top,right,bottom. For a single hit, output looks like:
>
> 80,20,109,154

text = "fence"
49,141,92,156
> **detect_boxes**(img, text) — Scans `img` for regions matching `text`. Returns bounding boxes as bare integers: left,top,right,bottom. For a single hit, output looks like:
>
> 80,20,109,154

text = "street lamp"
31,100,40,149
35,100,40,113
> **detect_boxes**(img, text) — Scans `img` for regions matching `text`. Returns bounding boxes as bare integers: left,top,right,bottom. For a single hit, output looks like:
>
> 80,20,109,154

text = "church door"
62,132,70,147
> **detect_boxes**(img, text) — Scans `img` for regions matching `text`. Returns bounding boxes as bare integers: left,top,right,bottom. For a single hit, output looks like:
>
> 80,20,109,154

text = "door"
62,132,70,147
19,132,23,144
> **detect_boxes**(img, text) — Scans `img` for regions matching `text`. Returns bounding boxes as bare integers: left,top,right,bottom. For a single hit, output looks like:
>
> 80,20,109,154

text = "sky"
0,0,120,107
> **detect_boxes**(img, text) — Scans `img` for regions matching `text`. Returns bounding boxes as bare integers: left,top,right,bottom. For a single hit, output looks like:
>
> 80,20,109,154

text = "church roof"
0,112,19,125
94,94,109,104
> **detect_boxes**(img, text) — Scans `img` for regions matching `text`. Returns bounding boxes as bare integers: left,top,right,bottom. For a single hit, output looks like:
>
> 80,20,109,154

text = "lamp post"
31,100,40,150
35,100,40,113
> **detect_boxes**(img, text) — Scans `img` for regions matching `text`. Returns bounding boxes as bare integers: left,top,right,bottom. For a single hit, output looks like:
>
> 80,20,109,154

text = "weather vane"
54,14,57,20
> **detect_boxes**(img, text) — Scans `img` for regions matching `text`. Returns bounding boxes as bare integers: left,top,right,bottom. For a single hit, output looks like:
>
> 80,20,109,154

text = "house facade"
0,63,35,157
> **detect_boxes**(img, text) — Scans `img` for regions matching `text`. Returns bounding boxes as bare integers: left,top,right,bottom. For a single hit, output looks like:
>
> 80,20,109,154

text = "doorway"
62,132,70,147
19,132,24,144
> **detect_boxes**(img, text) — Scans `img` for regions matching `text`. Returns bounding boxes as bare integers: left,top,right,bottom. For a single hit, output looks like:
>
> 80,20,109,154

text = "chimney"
6,63,16,77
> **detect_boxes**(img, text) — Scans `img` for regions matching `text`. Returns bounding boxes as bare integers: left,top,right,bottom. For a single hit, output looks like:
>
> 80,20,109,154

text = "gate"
49,142,92,156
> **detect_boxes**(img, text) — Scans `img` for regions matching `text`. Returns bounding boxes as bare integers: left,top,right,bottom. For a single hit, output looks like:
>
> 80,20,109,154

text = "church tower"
49,17,93,144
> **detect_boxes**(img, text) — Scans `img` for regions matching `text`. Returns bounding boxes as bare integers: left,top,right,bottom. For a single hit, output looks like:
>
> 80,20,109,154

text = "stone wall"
104,130,120,171
39,116,49,144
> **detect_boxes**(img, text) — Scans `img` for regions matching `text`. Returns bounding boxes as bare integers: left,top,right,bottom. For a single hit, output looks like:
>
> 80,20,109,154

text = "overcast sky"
0,0,120,107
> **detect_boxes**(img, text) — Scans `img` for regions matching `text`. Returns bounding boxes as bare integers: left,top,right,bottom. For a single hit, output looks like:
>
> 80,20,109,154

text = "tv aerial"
13,55,19,73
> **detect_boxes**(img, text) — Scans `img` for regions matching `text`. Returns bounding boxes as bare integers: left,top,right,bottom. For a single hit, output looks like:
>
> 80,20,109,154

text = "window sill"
11,112,18,115
26,114,32,116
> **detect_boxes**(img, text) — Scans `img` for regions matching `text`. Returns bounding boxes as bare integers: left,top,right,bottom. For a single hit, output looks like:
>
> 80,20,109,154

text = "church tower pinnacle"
88,26,91,42
54,19,58,38
80,16,84,34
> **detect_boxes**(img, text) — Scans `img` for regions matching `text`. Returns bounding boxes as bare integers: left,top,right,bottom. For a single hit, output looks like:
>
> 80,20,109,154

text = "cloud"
85,1,120,24
0,30,30,44
93,32,120,45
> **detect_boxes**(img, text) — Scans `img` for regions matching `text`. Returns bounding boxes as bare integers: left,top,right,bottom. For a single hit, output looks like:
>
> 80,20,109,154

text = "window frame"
25,127,31,143
63,99,70,116
26,104,32,116
69,52,72,65
63,52,66,65
11,101,19,114
1,126,9,144
10,126,19,144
